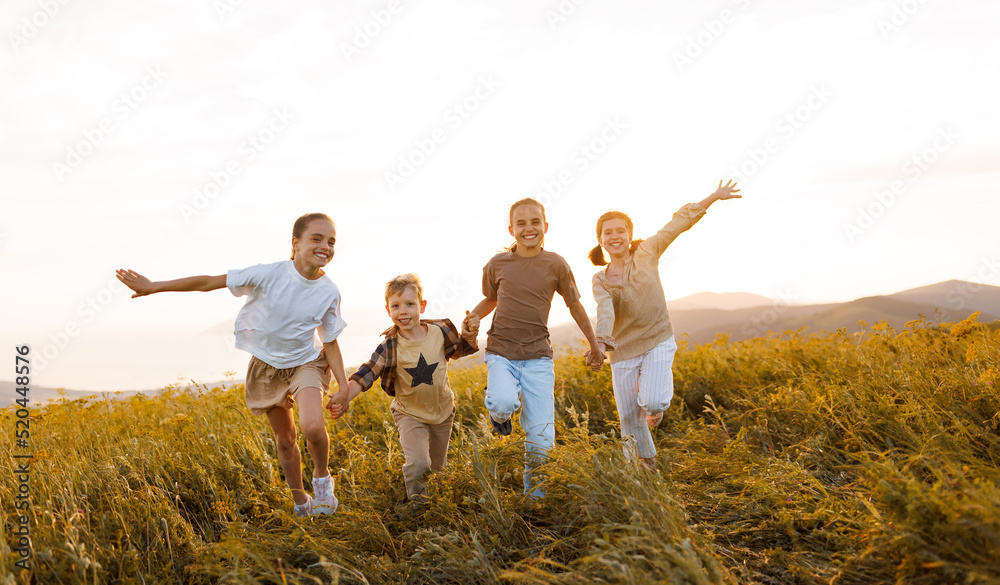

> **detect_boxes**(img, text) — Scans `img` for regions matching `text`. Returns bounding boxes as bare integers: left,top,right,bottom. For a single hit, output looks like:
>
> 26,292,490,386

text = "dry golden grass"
2,313,999,583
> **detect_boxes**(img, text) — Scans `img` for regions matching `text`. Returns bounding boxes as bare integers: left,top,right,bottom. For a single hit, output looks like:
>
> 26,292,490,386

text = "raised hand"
712,179,742,200
116,269,155,298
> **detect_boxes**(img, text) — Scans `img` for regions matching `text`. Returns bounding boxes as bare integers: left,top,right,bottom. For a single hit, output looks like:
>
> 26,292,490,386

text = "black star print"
405,353,439,387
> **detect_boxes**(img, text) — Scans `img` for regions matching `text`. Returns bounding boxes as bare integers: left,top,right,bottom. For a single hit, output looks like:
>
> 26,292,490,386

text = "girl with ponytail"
590,180,742,471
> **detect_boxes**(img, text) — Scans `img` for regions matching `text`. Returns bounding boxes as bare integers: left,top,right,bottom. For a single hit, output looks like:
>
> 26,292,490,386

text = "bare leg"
296,387,330,478
265,405,308,505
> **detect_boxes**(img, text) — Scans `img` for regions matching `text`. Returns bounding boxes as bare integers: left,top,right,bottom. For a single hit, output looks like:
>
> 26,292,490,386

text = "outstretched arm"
568,300,604,370
645,180,742,258
697,179,742,210
116,269,227,298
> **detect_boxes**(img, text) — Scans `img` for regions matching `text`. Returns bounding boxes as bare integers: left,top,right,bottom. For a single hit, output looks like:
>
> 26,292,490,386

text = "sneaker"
646,411,663,428
311,475,339,515
293,496,313,517
490,415,512,436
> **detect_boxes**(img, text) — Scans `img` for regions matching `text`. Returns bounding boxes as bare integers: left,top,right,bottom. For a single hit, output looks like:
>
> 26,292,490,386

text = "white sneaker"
293,496,313,517
311,475,338,515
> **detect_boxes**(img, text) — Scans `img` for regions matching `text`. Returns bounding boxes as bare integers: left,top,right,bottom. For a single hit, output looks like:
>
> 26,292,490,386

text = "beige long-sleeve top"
592,203,706,363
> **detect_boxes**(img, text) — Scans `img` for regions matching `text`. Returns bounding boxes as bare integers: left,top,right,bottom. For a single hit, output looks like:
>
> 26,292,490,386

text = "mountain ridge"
550,279,1000,347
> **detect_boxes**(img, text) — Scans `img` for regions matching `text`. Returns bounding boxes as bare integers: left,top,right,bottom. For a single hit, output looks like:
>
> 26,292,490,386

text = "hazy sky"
2,0,998,391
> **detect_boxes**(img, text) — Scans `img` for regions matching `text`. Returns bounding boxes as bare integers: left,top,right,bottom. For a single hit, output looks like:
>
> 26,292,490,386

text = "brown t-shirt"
482,249,581,360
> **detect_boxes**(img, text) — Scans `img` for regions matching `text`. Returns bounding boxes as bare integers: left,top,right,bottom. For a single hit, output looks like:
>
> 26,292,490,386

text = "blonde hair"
385,273,424,304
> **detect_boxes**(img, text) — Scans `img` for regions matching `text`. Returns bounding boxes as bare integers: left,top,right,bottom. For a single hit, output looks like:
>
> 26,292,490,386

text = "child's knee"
300,420,328,444
485,357,519,417
274,432,298,454
484,391,517,419
402,455,432,481
650,389,674,414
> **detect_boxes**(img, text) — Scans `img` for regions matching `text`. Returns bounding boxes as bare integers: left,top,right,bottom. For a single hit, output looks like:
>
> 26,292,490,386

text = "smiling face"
386,285,427,338
508,203,548,256
292,219,336,275
600,218,631,260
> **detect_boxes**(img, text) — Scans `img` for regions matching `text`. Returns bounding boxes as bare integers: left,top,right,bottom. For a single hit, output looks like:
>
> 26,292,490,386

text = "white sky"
2,0,998,391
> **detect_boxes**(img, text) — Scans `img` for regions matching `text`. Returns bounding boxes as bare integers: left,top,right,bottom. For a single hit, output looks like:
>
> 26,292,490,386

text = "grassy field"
2,313,999,584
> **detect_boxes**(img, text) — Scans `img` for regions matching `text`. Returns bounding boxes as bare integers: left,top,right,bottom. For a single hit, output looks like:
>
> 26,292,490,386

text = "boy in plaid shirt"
329,273,479,503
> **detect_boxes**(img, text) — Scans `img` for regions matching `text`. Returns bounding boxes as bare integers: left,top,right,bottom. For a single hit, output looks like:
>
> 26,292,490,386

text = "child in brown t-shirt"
468,198,604,497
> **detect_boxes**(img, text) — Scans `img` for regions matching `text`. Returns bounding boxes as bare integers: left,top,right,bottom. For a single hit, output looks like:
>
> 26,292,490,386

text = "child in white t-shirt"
116,213,349,517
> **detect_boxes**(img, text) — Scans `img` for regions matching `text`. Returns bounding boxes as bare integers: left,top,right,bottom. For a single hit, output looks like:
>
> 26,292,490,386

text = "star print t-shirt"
392,325,454,424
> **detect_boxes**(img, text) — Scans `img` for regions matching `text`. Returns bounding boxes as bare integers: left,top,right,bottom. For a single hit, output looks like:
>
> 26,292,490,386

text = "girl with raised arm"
590,181,741,470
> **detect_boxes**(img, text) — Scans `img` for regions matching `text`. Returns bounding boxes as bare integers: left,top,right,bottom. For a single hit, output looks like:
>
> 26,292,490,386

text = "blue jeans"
484,353,555,497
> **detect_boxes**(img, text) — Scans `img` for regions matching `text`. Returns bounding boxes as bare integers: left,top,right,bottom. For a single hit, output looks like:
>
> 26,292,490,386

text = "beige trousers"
391,407,455,500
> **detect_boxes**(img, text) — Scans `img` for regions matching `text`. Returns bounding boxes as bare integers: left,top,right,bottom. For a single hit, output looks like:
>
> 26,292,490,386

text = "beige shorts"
244,353,331,416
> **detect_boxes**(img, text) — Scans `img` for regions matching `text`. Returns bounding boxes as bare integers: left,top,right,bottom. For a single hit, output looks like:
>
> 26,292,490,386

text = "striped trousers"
610,337,677,460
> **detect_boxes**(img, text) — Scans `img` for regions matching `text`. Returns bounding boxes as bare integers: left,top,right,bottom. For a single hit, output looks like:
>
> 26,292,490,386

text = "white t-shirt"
227,261,346,369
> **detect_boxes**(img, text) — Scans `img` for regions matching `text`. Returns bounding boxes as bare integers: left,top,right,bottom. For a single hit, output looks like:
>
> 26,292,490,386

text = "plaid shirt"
350,318,479,397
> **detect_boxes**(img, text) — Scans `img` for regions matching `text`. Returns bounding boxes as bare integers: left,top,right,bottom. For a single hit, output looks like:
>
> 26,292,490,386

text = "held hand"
326,390,349,420
711,179,742,201
116,269,155,298
586,351,603,372
462,310,480,336
325,393,341,418
586,344,606,372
